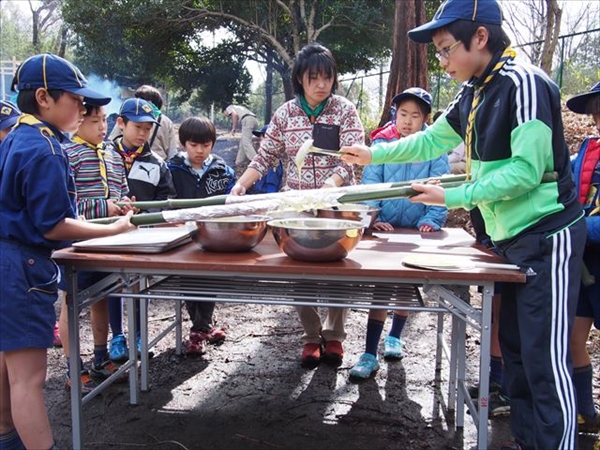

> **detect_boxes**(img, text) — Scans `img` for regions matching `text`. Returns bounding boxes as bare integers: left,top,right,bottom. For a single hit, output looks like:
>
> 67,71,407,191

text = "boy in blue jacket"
168,116,235,354
341,1,586,448
349,87,449,380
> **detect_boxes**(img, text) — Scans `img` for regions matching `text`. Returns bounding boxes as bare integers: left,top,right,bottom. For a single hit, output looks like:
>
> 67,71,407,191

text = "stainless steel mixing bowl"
190,216,270,252
268,218,365,262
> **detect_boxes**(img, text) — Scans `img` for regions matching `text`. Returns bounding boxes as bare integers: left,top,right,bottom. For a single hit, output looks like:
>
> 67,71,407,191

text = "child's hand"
409,183,445,206
372,221,393,232
111,210,136,233
340,144,372,165
419,224,436,233
107,199,123,217
120,197,140,215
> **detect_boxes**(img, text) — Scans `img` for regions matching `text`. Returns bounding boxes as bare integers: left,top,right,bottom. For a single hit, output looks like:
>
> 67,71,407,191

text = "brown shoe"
323,340,343,367
301,343,322,369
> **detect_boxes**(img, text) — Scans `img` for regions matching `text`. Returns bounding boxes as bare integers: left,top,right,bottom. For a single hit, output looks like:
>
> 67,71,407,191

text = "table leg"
448,314,459,415
140,295,149,392
66,267,83,450
477,282,493,449
456,315,466,428
126,296,139,404
175,300,182,355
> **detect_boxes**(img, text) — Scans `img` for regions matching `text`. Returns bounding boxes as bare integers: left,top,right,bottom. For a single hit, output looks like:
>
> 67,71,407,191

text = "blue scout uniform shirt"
0,114,77,250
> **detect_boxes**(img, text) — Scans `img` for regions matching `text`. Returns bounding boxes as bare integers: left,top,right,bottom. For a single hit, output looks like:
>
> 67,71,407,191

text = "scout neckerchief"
15,114,55,138
299,95,328,124
464,47,516,179
71,135,109,198
114,138,145,171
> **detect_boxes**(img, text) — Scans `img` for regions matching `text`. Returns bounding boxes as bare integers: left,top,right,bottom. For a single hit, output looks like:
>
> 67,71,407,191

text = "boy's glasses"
435,40,462,61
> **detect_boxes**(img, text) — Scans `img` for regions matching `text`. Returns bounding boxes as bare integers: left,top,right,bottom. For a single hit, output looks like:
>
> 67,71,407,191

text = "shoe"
135,333,155,359
109,334,128,362
578,412,600,433
489,391,511,417
468,381,503,399
184,330,207,355
206,326,226,344
53,321,62,347
301,343,322,369
65,370,99,396
383,336,403,360
349,353,380,379
90,358,127,382
322,340,344,367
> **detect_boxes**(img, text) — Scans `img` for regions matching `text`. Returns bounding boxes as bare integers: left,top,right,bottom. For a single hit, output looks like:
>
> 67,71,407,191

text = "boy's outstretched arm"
408,183,446,206
340,144,372,165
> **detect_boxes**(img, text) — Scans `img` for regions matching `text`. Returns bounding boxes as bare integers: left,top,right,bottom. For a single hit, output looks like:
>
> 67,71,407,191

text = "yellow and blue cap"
0,100,21,131
408,0,504,44
13,53,111,106
119,98,160,125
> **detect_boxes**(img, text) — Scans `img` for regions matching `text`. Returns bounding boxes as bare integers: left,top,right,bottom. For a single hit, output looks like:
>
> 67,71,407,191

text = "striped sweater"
63,139,130,219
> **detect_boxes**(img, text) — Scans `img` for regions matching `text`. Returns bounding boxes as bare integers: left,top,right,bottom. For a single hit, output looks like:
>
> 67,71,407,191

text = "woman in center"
232,42,365,368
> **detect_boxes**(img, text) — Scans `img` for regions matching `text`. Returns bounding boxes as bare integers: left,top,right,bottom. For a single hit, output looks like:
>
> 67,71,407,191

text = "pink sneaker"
206,326,226,344
184,331,207,355
53,321,62,347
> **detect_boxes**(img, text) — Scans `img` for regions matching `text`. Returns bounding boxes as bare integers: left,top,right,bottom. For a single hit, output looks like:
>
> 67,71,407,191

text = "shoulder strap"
148,114,162,149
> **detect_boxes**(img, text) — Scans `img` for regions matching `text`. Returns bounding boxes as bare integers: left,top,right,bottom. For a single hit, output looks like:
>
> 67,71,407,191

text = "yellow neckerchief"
464,47,517,179
71,135,109,198
14,114,62,154
114,138,145,171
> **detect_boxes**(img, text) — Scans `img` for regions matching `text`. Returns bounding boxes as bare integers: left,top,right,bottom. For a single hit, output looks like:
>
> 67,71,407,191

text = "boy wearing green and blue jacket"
341,1,586,448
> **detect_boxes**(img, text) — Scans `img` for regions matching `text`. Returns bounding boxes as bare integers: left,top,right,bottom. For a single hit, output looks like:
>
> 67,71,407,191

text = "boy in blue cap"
0,100,21,142
0,53,135,450
107,97,176,361
341,1,586,448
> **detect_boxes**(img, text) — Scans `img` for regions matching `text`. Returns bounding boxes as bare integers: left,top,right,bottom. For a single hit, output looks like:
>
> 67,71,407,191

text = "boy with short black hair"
0,100,21,142
341,1,586,448
0,52,134,450
167,116,235,353
108,97,176,360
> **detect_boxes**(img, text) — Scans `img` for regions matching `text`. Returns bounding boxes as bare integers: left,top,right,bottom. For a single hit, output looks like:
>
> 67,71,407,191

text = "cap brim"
0,116,19,131
392,93,432,113
408,16,457,43
67,86,111,106
123,114,159,125
566,91,598,114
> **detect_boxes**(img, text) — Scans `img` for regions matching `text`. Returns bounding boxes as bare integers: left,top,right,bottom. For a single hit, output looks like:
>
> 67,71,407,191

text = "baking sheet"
73,227,191,253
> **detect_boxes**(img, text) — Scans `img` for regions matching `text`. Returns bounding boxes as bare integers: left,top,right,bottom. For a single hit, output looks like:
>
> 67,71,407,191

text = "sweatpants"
295,306,347,344
497,217,586,449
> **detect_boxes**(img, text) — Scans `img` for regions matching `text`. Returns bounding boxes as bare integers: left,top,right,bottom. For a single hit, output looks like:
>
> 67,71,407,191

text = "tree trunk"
379,0,428,127
540,0,562,75
265,47,273,123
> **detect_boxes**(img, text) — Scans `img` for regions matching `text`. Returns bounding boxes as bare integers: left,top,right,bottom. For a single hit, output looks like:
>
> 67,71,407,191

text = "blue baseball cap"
13,53,111,106
408,0,504,44
119,98,159,124
392,88,432,114
0,100,21,131
252,125,269,137
566,81,600,114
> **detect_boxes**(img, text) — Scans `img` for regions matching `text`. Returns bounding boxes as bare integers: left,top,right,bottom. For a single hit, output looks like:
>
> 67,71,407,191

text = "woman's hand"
230,182,246,196
339,144,372,165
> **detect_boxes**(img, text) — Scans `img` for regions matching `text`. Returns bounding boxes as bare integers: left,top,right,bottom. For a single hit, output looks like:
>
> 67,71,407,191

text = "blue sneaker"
383,336,404,360
136,333,154,359
349,353,379,379
109,334,128,362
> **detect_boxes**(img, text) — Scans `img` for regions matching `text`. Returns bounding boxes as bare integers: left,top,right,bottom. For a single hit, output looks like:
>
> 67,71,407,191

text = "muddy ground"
46,137,599,450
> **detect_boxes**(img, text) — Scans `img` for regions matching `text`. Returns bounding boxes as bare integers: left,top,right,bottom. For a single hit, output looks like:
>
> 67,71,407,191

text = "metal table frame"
54,229,524,449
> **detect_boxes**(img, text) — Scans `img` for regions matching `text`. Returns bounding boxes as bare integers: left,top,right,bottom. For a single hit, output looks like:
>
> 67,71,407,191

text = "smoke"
85,74,123,116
